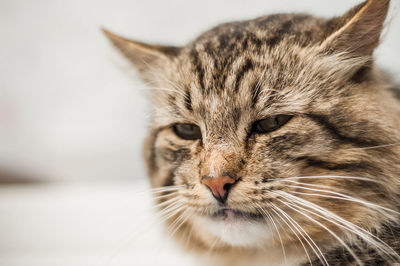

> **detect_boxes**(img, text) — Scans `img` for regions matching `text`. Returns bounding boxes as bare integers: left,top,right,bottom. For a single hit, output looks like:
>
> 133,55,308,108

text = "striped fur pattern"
105,0,400,265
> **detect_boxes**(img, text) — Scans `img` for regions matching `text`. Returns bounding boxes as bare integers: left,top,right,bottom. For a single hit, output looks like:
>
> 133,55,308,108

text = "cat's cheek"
192,215,274,247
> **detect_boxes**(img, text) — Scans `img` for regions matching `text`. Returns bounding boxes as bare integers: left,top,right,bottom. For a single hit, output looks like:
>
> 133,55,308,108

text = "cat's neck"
198,245,308,266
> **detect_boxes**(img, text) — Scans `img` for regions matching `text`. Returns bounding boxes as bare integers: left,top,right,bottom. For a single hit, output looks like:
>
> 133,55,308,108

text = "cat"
104,0,400,265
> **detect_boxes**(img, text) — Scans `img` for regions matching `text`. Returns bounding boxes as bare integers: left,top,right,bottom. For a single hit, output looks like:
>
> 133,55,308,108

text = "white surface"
0,180,194,266
0,0,399,181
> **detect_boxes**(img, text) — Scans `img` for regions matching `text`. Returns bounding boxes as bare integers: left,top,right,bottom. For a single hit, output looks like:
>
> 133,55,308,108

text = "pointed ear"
102,29,181,77
320,0,390,56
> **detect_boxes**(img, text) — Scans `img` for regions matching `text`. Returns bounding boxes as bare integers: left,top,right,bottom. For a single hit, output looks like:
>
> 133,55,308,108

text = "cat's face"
105,0,400,261
141,37,394,248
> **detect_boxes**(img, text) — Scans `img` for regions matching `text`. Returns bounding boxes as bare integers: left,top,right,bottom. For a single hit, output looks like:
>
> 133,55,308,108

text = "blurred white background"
0,0,399,265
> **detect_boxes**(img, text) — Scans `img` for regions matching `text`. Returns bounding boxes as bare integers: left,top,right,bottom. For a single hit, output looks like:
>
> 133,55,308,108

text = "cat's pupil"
253,115,292,134
173,123,202,140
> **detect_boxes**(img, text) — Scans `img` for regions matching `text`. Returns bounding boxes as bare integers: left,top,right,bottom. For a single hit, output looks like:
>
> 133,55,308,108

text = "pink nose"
201,175,236,203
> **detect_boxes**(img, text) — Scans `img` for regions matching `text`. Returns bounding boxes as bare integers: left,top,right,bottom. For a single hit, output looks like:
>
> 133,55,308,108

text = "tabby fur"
105,0,400,265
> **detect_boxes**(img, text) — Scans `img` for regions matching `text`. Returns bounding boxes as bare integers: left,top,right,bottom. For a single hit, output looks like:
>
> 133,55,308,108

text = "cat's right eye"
173,123,202,140
252,115,292,134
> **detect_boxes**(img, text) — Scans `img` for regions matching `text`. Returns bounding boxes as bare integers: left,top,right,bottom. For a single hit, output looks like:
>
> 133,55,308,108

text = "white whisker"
274,195,363,266
152,197,180,210
157,202,185,221
285,184,400,216
168,208,193,239
205,237,222,257
149,185,183,191
152,191,180,200
148,186,183,194
254,202,287,264
269,203,314,266
344,143,400,151
269,175,380,184
276,191,400,262
270,202,328,266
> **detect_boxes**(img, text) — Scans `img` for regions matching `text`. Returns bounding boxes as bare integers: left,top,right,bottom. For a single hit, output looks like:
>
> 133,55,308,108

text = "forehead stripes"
233,59,254,93
189,49,206,94
182,14,327,110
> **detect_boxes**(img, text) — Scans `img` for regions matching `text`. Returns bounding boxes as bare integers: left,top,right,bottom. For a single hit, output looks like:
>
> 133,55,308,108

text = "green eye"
173,124,202,140
253,115,292,134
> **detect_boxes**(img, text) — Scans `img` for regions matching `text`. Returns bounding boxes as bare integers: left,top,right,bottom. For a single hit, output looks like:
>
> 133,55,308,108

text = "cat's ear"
103,29,181,78
320,0,390,56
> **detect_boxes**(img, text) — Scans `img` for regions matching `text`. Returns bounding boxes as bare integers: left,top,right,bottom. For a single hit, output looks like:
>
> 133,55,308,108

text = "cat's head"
105,0,400,259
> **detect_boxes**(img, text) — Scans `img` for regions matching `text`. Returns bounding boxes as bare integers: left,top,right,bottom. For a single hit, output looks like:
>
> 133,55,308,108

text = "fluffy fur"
105,0,400,265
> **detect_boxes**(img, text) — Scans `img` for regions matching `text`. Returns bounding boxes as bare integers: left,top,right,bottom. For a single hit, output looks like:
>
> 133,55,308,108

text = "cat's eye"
252,115,293,134
173,123,202,140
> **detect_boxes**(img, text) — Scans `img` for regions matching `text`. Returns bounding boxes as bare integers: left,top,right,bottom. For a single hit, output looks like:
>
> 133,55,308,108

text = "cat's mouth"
211,208,264,221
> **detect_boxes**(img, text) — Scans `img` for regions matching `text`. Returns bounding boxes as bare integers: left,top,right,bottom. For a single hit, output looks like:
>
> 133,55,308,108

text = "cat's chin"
195,209,274,247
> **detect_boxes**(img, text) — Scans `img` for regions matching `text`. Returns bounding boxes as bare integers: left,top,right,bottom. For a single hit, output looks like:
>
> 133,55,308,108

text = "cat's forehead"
184,13,328,58
166,15,328,116
173,14,332,97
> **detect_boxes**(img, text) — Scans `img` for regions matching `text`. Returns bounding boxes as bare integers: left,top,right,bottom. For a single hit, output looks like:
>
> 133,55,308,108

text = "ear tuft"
321,0,390,56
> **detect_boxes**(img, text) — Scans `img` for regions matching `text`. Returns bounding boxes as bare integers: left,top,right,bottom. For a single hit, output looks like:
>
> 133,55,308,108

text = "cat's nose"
201,175,236,204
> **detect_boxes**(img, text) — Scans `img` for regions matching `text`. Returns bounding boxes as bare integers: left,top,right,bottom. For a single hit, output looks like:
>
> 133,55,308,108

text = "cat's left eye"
252,115,293,134
173,123,202,140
